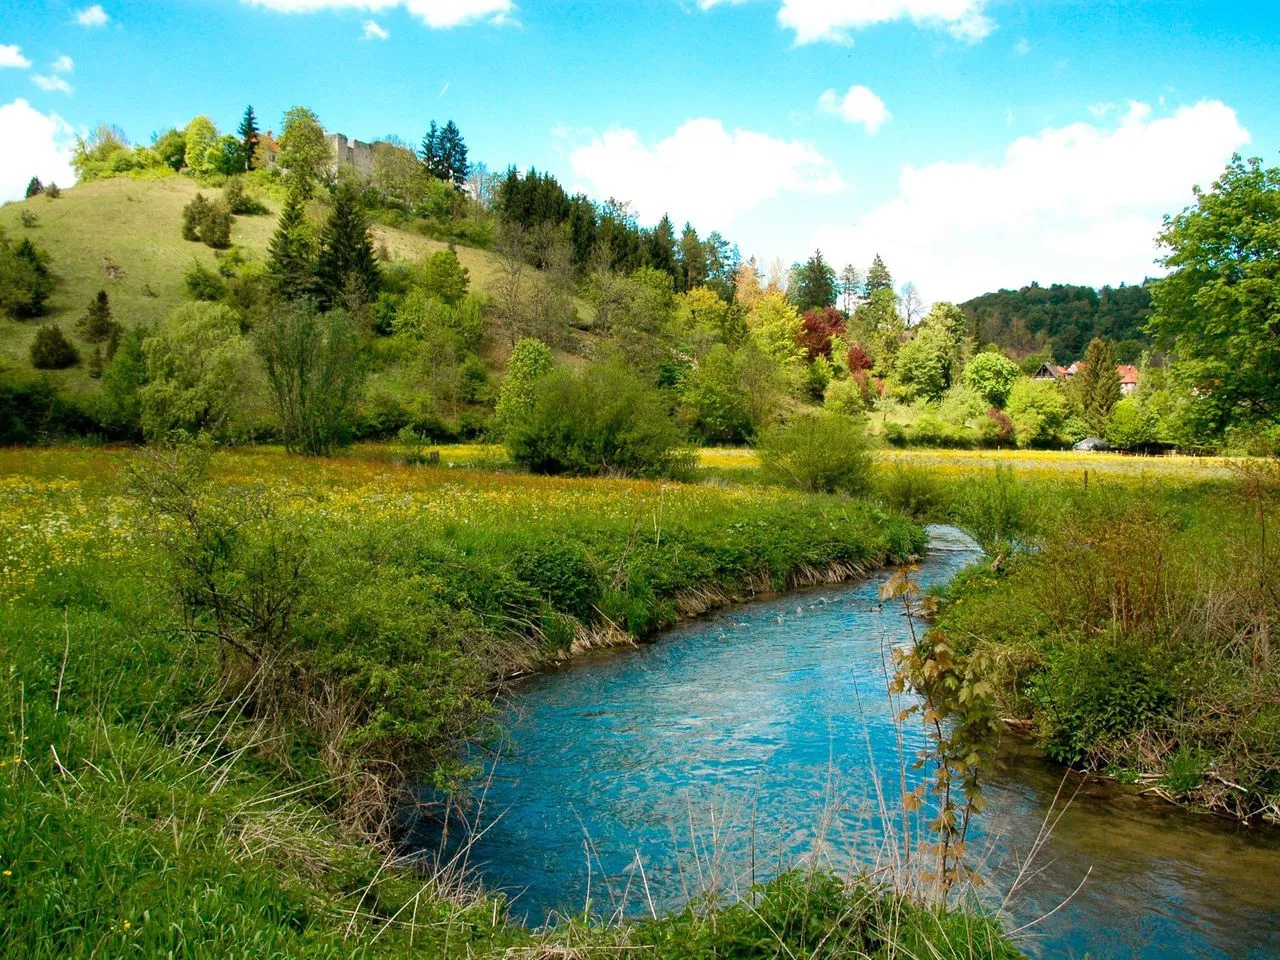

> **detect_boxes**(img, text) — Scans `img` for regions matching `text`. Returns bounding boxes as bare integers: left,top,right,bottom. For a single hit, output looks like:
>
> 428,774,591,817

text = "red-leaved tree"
796,307,846,361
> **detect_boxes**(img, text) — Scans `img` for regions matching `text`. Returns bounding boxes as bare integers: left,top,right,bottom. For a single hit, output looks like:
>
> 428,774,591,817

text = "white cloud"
0,99,77,202
76,4,110,27
818,85,891,134
813,100,1250,303
1013,37,1030,55
361,19,389,38
0,44,32,69
32,74,74,95
777,0,994,45
244,0,515,29
52,55,75,73
569,119,842,230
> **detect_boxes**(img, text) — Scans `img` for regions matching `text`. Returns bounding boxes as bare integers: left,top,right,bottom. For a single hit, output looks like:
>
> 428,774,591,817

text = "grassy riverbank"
0,444,1028,959
876,462,1280,822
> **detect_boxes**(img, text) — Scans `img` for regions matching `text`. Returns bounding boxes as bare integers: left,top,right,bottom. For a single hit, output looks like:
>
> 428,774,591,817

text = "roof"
1117,364,1140,385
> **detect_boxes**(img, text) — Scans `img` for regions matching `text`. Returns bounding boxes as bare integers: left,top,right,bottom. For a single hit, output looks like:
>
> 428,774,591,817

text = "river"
431,526,1280,959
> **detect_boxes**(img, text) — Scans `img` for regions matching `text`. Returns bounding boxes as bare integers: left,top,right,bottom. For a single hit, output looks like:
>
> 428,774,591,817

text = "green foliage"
140,303,251,439
963,352,1020,407
1149,154,1280,434
266,188,317,300
417,248,470,303
750,290,804,365
494,336,554,433
181,192,232,248
506,360,695,478
824,375,866,416
25,176,44,198
0,231,54,318
223,175,268,216
76,290,118,343
278,106,330,197
184,259,228,301
961,281,1152,360
679,344,755,444
237,105,259,173
256,303,365,456
1029,639,1170,764
183,117,221,176
758,410,872,495
30,323,80,369
315,177,380,308
1105,396,1159,450
96,326,148,438
1075,337,1122,433
1005,378,1068,447
789,249,837,312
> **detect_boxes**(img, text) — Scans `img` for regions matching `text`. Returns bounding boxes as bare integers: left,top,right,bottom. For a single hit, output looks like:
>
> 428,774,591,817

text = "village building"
1034,360,1140,395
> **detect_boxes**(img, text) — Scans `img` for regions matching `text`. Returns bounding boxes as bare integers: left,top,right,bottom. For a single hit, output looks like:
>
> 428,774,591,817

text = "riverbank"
4,444,1027,959
883,463,1280,824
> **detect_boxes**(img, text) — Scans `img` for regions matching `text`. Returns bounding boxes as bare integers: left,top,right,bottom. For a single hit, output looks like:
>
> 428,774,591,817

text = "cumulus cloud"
818,85,891,134
813,100,1250,302
244,0,515,29
0,44,32,69
76,4,110,27
32,74,74,95
0,99,77,201
52,55,75,72
361,19,389,38
698,0,994,43
568,118,842,230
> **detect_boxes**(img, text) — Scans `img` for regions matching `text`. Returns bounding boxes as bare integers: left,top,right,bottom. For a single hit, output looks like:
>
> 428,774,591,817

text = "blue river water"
428,526,1280,959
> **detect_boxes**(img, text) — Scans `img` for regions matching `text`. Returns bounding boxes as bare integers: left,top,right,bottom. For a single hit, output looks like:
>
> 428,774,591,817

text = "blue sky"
2,0,1277,301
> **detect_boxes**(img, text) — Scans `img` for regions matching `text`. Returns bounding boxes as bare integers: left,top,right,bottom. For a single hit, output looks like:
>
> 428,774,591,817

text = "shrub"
20,210,38,229
184,260,228,301
45,183,61,199
824,376,865,416
140,303,251,439
30,324,80,369
77,290,118,342
181,193,233,248
0,233,54,318
494,337,553,434
506,360,695,479
223,175,268,215
1106,397,1158,450
758,410,872,495
513,538,601,621
680,344,755,444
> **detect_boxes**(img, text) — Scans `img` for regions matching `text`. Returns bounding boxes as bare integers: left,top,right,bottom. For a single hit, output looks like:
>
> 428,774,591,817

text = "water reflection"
429,526,1280,959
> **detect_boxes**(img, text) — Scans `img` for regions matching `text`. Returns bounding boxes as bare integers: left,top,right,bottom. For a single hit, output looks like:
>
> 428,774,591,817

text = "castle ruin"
327,133,377,177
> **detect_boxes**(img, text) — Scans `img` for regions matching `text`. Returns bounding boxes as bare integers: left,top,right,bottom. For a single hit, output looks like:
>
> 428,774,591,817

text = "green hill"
0,177,512,394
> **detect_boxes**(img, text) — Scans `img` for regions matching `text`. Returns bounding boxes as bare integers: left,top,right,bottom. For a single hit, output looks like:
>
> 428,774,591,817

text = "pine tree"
438,120,468,187
237,106,259,172
864,254,893,296
30,324,79,370
25,177,43,199
421,121,445,180
266,188,317,301
78,290,116,342
839,264,862,314
789,250,837,312
106,322,121,361
678,223,706,292
646,215,678,283
315,177,380,308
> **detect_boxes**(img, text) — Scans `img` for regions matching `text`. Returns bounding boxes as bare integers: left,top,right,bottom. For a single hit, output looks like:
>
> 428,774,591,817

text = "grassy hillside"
0,176,511,393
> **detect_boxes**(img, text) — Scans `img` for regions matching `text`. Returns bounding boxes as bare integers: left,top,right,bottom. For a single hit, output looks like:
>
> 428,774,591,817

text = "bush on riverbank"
881,464,1280,821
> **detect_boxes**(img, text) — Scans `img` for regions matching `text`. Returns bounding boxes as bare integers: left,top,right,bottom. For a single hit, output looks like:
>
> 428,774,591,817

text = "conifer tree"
88,345,105,379
839,264,862,314
266,188,317,301
789,250,838,312
421,121,444,179
237,106,259,172
315,177,380,308
646,215,678,283
25,177,43,199
864,254,893,296
78,290,116,342
438,120,468,187
1076,337,1122,434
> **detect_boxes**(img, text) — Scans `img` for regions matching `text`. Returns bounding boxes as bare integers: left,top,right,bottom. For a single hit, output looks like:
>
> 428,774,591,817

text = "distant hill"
0,177,511,394
959,281,1153,362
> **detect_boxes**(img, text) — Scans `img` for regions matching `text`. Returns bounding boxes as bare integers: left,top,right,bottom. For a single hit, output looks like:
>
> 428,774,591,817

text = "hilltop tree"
790,250,838,312
1075,337,1122,433
315,177,380,309
278,106,330,198
183,116,219,176
678,223,707,293
422,120,468,187
647,215,678,282
266,188,316,300
1149,154,1280,431
78,290,118,343
25,177,43,199
865,254,893,296
237,106,259,172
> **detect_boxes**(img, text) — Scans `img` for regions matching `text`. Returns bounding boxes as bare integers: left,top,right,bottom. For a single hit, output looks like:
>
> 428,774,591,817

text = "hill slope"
0,177,509,392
